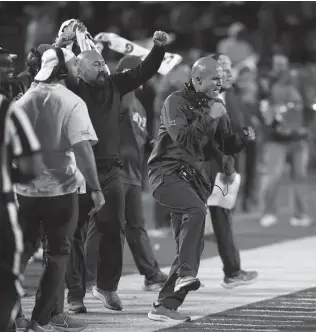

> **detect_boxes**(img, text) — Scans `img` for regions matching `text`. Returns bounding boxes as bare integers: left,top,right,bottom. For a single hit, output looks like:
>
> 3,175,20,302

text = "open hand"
153,31,169,47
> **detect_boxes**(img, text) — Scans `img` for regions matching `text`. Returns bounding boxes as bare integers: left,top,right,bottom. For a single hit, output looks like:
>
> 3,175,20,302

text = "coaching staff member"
208,54,258,289
147,56,252,322
66,31,169,311
15,47,104,332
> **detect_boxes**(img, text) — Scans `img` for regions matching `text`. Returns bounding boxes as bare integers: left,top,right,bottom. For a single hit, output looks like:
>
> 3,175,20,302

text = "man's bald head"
191,56,222,79
77,50,110,87
191,56,223,98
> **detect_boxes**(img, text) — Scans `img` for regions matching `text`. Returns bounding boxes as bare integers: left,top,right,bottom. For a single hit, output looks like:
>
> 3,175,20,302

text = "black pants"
124,184,160,278
17,193,78,326
0,201,23,332
67,181,161,302
209,206,241,277
153,173,206,310
153,201,171,229
67,168,126,298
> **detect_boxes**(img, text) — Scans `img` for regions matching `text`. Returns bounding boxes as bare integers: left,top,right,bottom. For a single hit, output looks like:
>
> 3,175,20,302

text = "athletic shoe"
25,321,57,332
221,270,258,289
148,303,191,322
50,313,87,331
143,272,168,291
92,286,123,311
68,300,87,314
290,215,313,227
174,276,201,293
259,214,277,227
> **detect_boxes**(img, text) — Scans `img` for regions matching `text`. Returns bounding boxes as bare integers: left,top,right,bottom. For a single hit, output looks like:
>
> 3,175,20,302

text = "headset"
53,47,68,79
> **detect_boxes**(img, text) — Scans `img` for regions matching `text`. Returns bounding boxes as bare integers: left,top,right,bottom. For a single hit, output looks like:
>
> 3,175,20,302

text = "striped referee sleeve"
5,104,41,157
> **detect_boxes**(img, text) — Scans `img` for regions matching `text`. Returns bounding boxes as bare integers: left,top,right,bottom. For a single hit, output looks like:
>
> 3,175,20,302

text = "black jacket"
74,45,165,172
148,83,247,192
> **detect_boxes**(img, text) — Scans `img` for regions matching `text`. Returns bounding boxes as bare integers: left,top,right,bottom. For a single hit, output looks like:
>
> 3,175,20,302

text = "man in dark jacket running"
147,56,255,322
65,31,169,313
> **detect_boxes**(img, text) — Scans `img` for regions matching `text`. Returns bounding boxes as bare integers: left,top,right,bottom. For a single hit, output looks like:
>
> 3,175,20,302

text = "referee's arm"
7,105,43,182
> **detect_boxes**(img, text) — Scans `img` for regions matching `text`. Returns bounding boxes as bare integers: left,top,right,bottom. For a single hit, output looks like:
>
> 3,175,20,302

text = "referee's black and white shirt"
0,94,41,200
0,94,40,283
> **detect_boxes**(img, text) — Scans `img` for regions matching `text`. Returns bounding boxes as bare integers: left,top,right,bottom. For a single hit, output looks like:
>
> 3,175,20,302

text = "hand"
208,101,226,119
220,172,236,185
89,190,105,217
153,31,169,47
54,30,76,47
243,126,256,141
14,92,24,101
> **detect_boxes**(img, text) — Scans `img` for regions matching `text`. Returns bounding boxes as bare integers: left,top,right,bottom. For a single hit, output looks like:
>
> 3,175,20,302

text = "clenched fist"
153,31,169,47
243,126,256,141
208,101,226,119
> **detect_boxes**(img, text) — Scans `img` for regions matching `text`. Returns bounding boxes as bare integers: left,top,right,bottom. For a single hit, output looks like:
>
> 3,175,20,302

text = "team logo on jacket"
169,119,176,126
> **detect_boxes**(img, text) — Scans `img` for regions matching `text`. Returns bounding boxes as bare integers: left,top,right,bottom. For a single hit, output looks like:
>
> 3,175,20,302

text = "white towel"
57,19,100,54
94,32,182,75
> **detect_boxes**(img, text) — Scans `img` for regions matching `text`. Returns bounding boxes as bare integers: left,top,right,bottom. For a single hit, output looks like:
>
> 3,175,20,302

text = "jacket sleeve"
112,45,165,97
216,114,248,155
162,95,217,149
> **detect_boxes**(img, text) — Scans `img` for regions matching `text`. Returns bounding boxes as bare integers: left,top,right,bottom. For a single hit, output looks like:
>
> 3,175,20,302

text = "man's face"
0,54,15,83
79,52,109,87
199,66,223,99
219,60,233,90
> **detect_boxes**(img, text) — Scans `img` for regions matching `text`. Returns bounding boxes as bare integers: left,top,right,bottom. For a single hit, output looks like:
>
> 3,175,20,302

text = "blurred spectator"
259,55,312,227
217,22,255,67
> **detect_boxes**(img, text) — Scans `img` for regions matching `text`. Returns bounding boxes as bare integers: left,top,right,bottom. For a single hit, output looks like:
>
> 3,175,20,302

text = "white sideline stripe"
22,236,316,332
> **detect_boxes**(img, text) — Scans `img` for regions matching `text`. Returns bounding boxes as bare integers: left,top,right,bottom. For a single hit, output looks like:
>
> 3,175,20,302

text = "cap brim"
34,65,55,82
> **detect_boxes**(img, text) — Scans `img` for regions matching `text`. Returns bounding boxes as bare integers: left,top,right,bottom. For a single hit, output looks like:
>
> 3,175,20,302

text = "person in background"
207,54,258,289
235,67,265,212
217,22,255,67
259,54,313,227
15,48,104,332
0,85,42,332
117,55,168,291
0,48,23,101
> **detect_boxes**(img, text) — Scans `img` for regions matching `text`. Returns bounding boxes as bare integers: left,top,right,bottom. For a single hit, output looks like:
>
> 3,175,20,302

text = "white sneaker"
260,214,278,227
290,215,313,227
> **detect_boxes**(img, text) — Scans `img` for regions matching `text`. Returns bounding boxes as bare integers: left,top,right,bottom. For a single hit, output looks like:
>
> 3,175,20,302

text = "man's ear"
195,76,202,85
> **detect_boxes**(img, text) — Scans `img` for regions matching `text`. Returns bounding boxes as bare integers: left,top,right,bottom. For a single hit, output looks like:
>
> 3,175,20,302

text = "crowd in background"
1,1,316,231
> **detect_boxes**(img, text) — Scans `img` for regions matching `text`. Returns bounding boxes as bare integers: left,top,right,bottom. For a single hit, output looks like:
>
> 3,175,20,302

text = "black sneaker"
148,303,191,322
92,286,123,311
50,313,87,331
143,272,168,291
222,270,258,289
174,276,201,292
26,321,57,332
68,300,87,314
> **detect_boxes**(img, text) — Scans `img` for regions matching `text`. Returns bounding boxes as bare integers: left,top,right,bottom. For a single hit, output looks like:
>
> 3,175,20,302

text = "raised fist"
153,31,169,47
